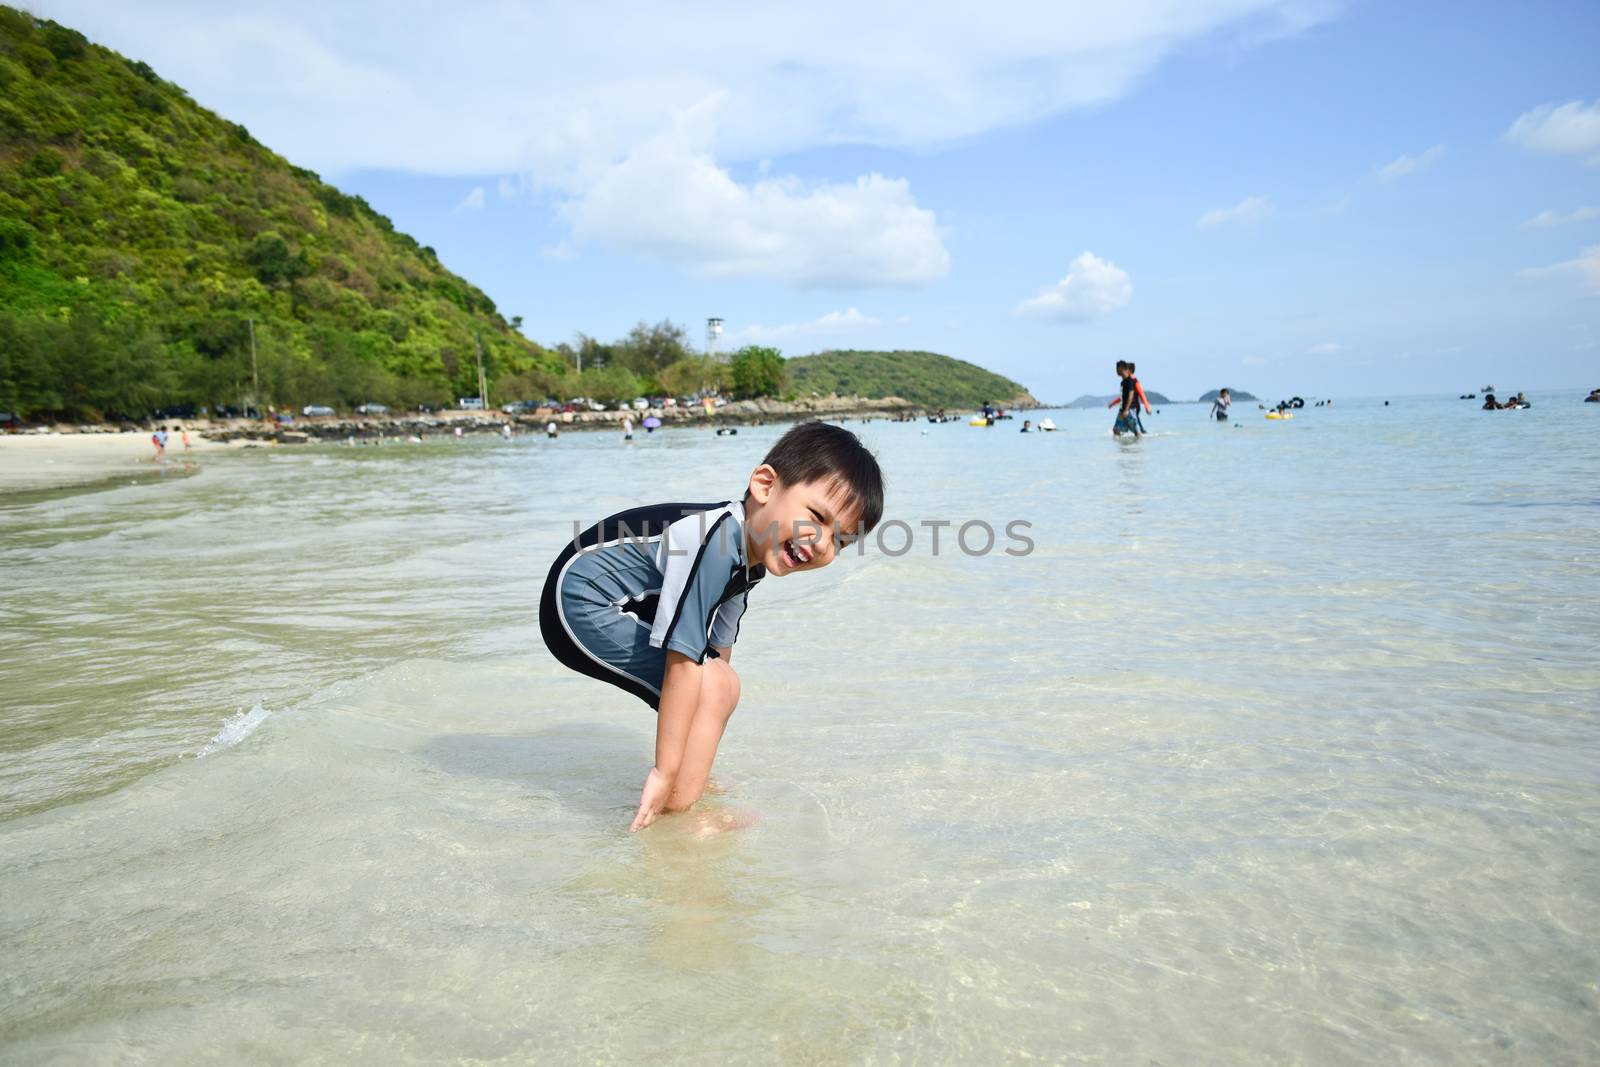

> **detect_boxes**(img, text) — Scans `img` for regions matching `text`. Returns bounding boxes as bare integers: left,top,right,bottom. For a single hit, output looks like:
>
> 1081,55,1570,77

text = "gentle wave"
197,704,272,757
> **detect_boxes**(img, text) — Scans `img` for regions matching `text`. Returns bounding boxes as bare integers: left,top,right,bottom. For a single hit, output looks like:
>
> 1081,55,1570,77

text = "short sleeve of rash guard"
707,591,749,650
649,510,741,662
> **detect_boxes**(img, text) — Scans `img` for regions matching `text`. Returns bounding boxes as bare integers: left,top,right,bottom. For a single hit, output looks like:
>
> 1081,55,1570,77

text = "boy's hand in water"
630,766,675,832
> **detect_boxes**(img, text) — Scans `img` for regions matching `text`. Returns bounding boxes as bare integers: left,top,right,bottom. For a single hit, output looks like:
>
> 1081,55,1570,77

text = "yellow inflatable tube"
1265,412,1293,420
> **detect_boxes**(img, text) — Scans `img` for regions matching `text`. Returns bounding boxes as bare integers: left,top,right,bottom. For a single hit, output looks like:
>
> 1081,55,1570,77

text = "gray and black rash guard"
540,500,765,706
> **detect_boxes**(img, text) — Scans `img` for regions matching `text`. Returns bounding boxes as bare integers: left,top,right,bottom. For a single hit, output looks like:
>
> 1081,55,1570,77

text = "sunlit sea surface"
3,394,1597,1063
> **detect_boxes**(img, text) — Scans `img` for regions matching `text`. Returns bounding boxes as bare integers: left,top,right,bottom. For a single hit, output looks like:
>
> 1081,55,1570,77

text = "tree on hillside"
660,356,731,397
730,345,787,399
613,319,692,378
578,365,642,405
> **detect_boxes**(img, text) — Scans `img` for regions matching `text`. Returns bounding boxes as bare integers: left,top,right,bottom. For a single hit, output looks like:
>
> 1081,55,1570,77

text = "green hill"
786,350,1034,409
1198,388,1257,402
0,7,563,420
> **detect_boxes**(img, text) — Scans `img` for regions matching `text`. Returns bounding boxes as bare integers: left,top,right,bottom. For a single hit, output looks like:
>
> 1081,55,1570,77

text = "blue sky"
42,0,1600,400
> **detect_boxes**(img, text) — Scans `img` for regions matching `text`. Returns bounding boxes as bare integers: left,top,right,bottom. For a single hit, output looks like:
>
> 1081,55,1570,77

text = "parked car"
458,397,485,411
302,405,335,417
631,397,650,411
503,400,535,414
355,403,389,415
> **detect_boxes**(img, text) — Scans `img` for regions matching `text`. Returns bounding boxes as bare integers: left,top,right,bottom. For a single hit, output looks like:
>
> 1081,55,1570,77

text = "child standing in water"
539,421,885,832
1210,388,1231,422
1108,361,1151,436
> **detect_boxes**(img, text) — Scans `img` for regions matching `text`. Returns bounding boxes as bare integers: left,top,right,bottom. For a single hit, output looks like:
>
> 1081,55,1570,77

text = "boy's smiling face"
743,465,863,577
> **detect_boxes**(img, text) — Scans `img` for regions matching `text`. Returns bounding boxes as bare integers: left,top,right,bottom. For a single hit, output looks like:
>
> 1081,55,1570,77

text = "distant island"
787,350,1035,409
1065,391,1173,408
1064,387,1256,408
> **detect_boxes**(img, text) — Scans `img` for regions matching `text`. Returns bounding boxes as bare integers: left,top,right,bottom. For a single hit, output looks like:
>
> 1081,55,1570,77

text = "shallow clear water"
3,395,1598,1063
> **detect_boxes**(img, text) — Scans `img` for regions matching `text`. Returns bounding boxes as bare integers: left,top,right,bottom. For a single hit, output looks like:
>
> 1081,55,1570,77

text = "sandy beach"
0,430,237,494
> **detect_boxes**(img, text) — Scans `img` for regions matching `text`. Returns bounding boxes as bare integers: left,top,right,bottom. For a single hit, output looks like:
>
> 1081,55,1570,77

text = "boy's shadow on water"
417,722,643,829
415,723,757,839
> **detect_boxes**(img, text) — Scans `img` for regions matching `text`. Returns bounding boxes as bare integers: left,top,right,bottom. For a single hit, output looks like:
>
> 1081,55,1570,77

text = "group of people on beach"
149,426,189,457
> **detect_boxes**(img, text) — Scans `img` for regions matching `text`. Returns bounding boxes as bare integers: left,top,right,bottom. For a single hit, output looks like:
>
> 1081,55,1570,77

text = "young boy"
539,421,885,832
1107,361,1151,436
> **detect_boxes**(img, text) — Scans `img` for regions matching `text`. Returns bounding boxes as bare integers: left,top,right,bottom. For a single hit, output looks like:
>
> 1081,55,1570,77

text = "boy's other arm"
1134,382,1152,412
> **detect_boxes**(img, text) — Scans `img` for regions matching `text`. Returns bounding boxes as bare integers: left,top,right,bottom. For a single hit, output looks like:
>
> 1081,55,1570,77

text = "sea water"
2,395,1597,1063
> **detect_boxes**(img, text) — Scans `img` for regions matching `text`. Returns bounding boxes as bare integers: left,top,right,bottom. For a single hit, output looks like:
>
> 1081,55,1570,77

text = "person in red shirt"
1107,361,1153,435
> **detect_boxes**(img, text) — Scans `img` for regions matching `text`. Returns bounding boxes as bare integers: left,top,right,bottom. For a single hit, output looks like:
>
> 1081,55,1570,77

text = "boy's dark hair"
758,421,884,534
1115,360,1127,371
1127,362,1137,373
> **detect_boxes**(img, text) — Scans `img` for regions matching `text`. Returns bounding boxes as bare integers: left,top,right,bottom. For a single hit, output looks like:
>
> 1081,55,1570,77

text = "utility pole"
248,317,260,413
475,333,489,409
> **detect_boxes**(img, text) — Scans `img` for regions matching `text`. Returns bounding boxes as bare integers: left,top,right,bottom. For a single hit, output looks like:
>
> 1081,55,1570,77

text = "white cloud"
1015,251,1132,321
1376,144,1445,181
724,308,883,346
1308,342,1341,354
1196,195,1273,229
1521,206,1600,229
1506,100,1600,165
450,186,485,214
567,124,949,287
47,2,1336,178
41,2,1337,285
496,177,523,200
1519,246,1600,294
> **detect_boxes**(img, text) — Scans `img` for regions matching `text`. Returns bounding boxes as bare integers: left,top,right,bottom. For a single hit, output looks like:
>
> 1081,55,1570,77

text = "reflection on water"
2,395,1598,1063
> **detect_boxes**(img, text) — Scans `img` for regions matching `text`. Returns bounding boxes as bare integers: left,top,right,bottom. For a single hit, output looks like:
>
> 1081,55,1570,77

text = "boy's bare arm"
713,646,732,663
654,651,702,778
630,652,701,832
